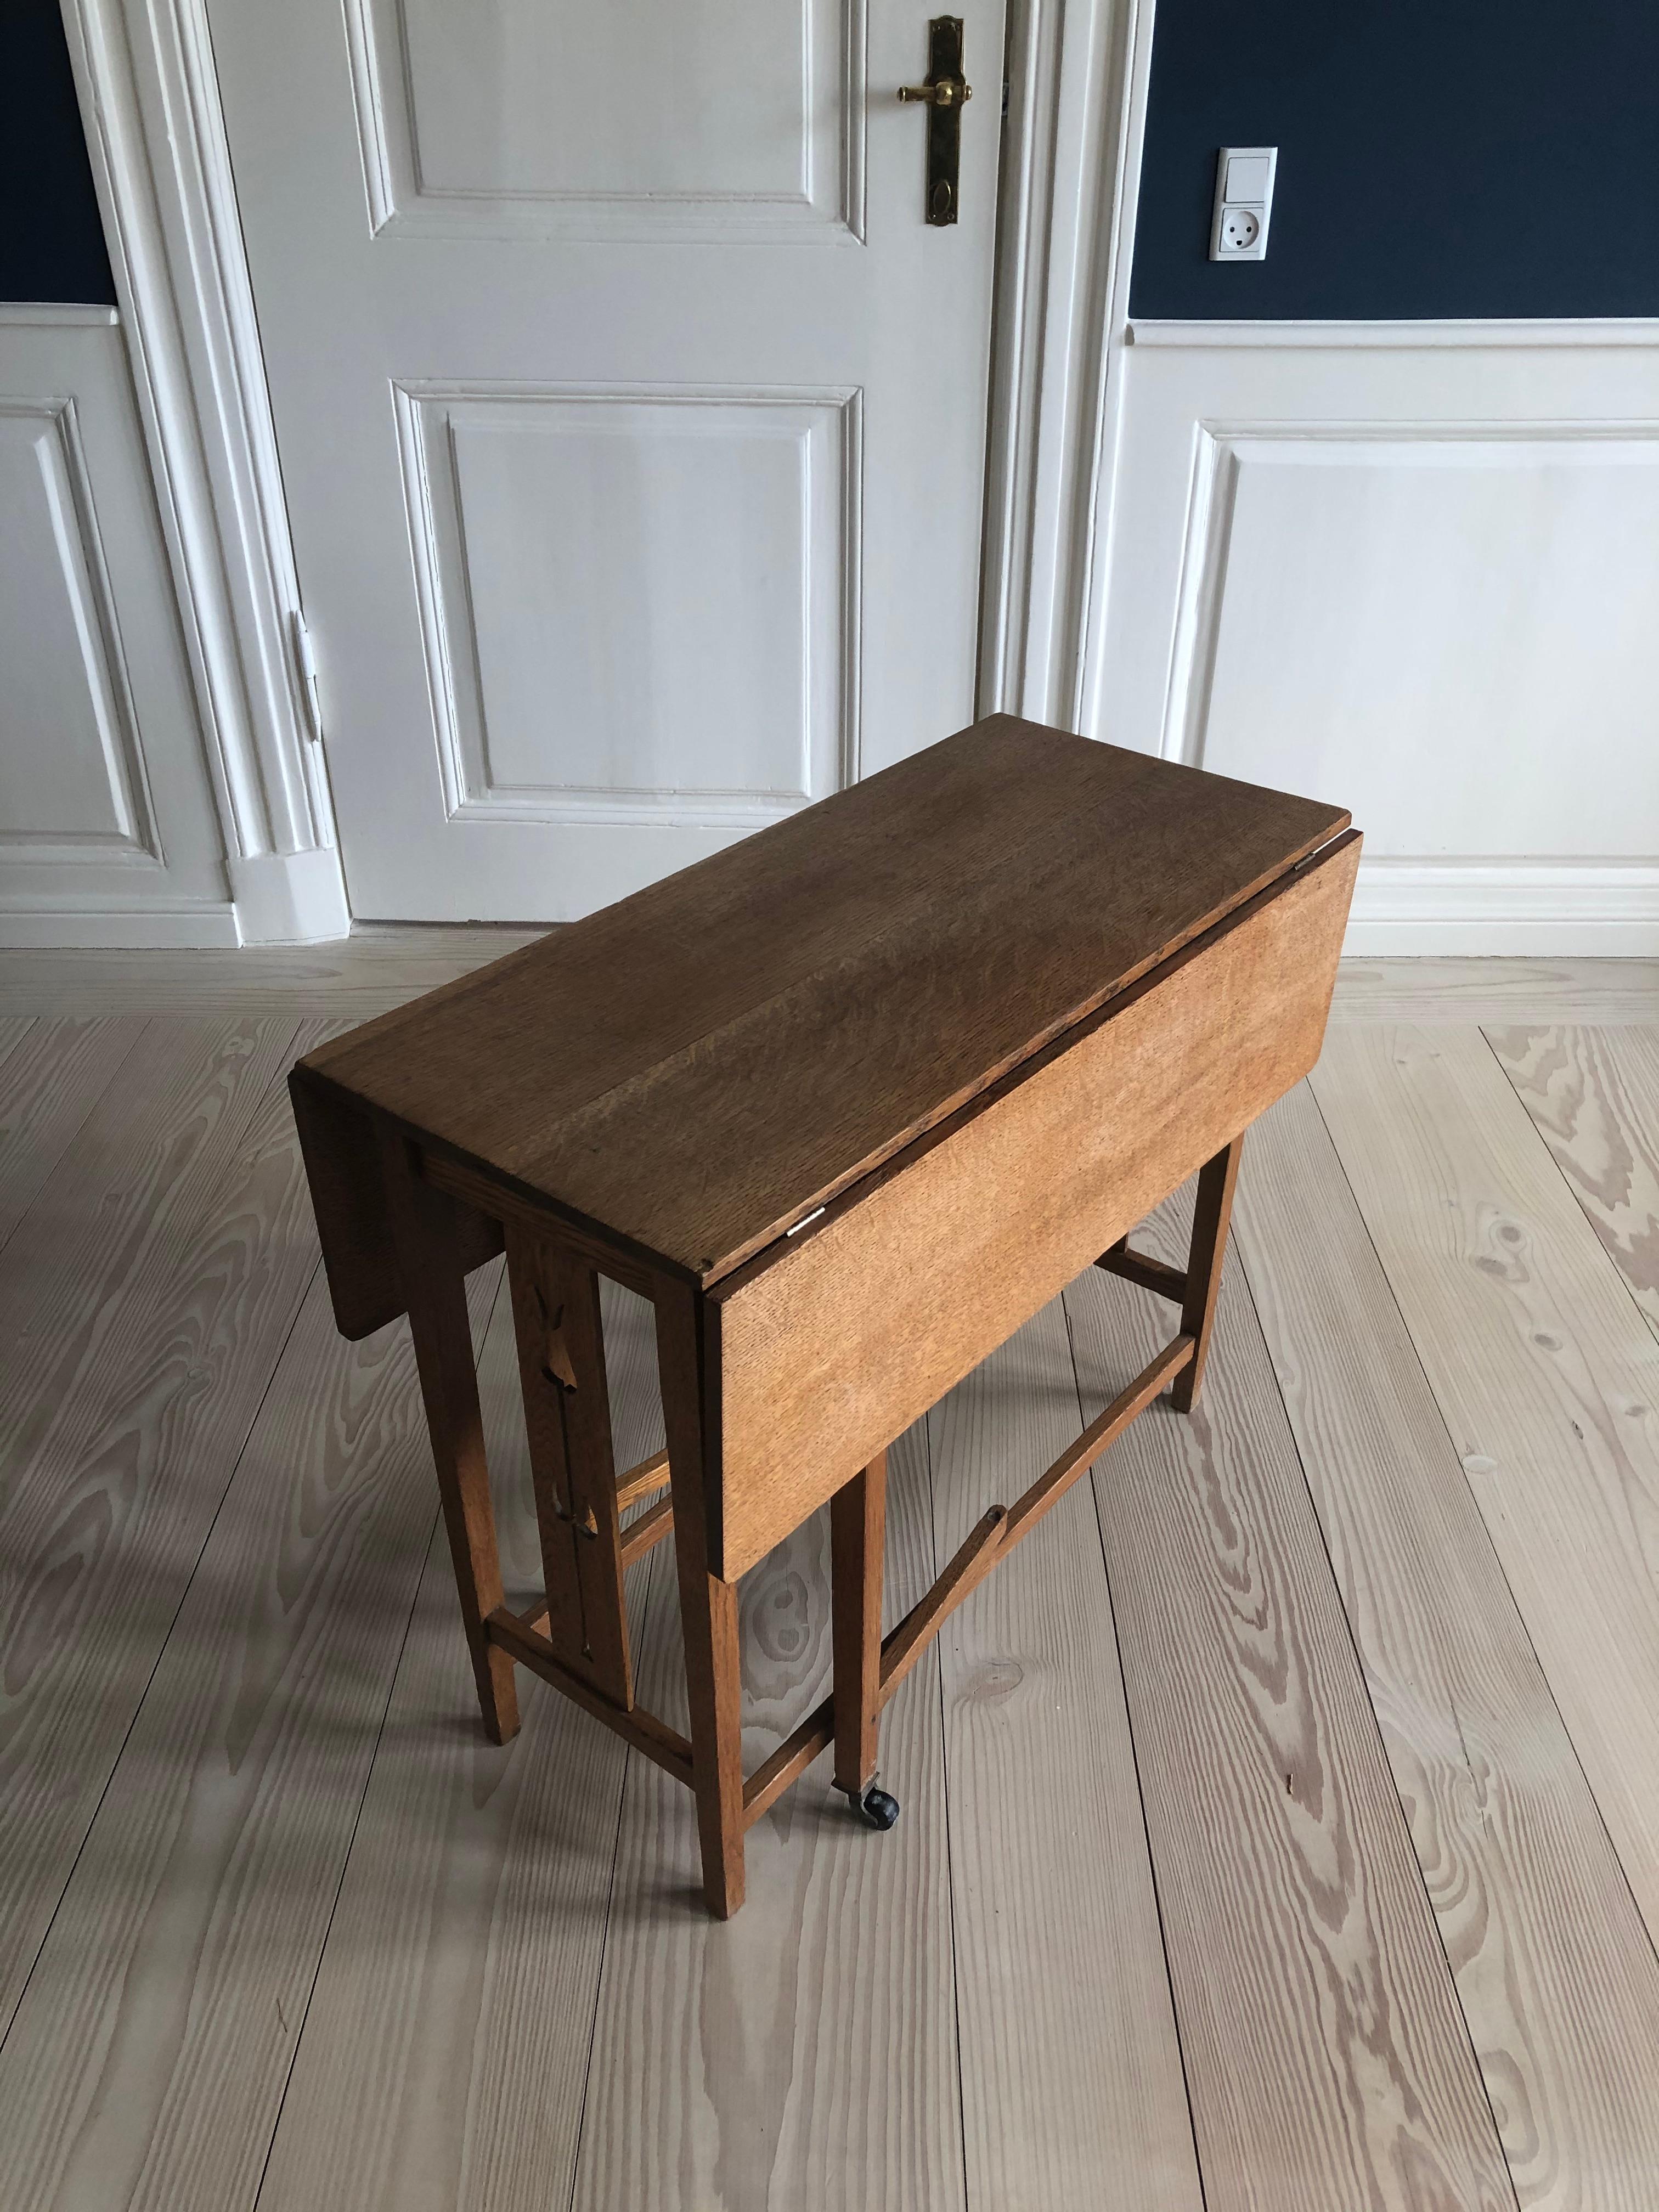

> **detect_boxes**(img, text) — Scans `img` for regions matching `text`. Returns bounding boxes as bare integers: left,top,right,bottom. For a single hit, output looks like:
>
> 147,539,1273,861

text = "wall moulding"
1128,317,1659,349
1094,343,1659,955
59,0,349,940
980,0,1151,735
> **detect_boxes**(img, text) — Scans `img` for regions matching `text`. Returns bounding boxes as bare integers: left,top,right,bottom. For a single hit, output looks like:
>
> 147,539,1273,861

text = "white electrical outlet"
1210,145,1276,262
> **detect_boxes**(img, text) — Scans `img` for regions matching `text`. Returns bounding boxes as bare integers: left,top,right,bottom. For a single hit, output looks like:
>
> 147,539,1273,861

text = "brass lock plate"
898,17,971,226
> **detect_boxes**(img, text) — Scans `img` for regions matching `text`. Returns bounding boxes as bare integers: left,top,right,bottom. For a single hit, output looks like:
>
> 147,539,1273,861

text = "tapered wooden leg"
832,1453,887,1797
653,1280,744,1917
1171,1133,1244,1414
378,1127,519,1743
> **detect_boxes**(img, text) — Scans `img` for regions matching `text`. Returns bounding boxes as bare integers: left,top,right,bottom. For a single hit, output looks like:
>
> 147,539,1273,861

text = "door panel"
366,0,857,234
209,0,1000,919
398,386,856,827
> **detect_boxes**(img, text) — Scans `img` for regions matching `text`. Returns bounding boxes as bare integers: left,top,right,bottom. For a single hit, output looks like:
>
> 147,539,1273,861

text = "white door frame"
978,0,1154,735
62,0,1154,938
59,0,350,941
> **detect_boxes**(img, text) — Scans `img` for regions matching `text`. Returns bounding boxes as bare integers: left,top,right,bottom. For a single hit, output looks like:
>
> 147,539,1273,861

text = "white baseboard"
228,845,351,943
1344,860,1659,956
0,848,350,948
0,901,242,947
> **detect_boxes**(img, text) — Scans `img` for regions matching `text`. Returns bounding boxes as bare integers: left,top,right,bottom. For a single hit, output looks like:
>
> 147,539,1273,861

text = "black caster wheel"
859,1786,901,1831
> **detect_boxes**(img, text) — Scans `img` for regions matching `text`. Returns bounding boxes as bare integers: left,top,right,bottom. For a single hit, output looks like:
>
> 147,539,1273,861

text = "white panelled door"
205,2,1005,919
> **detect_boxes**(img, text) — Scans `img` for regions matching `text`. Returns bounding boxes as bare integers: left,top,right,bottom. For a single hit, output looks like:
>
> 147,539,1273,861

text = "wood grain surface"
301,718,1346,1282
1311,1024,1659,1949
1069,1231,1515,2212
1331,960,1659,1028
1238,1081,1659,2208
7,958,1659,2205
504,1231,634,1701
572,1417,964,2212
253,1279,664,2212
0,1261,500,2212
0,1018,298,1467
1,945,1650,1028
713,836,1357,1576
0,930,545,1018
928,1296,1203,2212
0,1055,326,2033
0,1016,144,1252
1486,1025,1659,1343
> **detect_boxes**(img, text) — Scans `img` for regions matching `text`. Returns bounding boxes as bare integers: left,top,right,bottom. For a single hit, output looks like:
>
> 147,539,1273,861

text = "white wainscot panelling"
397,385,859,828
0,311,234,944
348,0,862,239
1176,433,1659,857
1095,328,1659,953
0,397,156,859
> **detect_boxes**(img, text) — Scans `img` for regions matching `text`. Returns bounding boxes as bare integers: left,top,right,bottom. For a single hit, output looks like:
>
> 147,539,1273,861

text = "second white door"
206,1,1006,919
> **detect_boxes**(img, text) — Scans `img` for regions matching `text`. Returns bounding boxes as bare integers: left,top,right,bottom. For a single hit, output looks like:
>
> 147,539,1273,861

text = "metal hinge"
290,610,323,743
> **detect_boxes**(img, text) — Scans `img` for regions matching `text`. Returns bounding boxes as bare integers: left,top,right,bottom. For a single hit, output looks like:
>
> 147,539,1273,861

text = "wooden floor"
1,939,1657,2211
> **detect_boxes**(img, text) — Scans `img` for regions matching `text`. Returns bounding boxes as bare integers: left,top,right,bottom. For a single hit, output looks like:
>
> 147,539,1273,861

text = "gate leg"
654,1281,745,1918
379,1129,519,1744
505,1227,633,1705
1172,1134,1244,1414
833,1452,899,1829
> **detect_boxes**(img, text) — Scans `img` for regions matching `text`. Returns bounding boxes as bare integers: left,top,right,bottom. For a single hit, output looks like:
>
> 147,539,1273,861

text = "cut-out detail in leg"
506,1226,633,1703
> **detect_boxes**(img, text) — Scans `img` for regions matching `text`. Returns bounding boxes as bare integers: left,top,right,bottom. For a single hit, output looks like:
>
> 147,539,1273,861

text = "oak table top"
295,715,1349,1288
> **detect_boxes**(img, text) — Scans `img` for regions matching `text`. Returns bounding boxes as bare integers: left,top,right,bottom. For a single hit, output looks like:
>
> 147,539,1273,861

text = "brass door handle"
899,18,971,225
898,75,972,108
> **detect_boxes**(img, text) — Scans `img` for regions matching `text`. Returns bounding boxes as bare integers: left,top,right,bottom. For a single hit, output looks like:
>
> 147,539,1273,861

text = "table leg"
653,1282,745,1917
505,1227,633,1706
1171,1132,1244,1414
832,1453,889,1815
378,1128,519,1744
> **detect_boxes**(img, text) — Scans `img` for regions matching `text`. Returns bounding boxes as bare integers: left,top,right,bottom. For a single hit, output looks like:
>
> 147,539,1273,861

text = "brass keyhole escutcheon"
898,17,970,227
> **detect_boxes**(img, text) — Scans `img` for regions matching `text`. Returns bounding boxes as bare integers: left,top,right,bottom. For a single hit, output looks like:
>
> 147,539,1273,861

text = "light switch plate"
1210,145,1276,262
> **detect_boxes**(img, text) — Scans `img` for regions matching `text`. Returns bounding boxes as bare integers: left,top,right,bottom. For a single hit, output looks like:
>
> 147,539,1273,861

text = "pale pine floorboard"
573,1418,962,2212
1329,958,1659,1026
927,1300,1200,2212
255,1283,663,2212
0,1017,145,1254
0,956,1656,2210
0,1019,307,2034
1485,1025,1659,1343
1070,1237,1513,2212
0,1261,501,2212
1237,1082,1659,2210
1310,1028,1659,1947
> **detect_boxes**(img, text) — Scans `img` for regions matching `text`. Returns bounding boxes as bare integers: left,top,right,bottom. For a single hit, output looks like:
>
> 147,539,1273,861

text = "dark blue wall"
9,0,1654,320
1131,2,1659,320
1,0,115,304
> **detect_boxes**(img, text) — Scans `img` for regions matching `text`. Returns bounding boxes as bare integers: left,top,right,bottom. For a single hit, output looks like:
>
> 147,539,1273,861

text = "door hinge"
290,610,323,743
